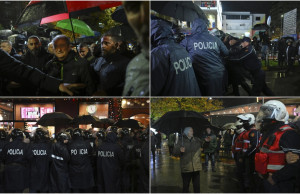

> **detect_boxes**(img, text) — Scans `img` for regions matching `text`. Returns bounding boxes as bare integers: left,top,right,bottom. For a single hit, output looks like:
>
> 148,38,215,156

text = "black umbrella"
111,5,128,24
152,110,211,138
114,119,143,129
151,1,208,24
93,118,115,128
252,23,270,31
71,115,100,125
36,112,73,126
108,24,136,42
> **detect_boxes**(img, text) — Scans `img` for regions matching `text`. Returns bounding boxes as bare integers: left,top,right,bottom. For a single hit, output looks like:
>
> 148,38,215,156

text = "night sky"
222,1,272,15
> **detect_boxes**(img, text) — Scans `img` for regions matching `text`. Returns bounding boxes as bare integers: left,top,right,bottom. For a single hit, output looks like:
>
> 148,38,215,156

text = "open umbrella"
151,1,208,24
111,5,128,24
152,110,211,138
71,115,100,125
93,118,115,128
252,23,270,31
36,112,73,126
55,19,94,36
114,119,143,129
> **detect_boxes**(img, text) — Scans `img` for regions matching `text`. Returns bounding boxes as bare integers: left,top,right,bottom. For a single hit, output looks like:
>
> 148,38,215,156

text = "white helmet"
256,100,288,123
234,119,245,134
237,114,255,125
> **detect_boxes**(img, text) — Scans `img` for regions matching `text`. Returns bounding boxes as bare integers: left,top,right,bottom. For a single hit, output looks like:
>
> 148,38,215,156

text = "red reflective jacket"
232,131,246,154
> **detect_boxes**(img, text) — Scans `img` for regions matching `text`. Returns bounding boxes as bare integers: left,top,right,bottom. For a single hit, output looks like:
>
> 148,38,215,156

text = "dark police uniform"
0,138,33,192
180,18,229,96
151,19,201,96
97,132,125,193
68,137,95,192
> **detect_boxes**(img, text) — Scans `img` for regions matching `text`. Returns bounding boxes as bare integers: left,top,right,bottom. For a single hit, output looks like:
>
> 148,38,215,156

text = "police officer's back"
68,128,95,192
97,132,125,193
29,128,52,192
0,129,33,192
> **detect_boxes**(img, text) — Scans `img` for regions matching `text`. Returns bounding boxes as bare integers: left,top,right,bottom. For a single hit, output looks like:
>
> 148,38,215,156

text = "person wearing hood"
96,132,125,192
44,35,96,96
151,19,201,96
122,1,150,96
0,129,33,193
67,128,95,192
173,127,202,193
180,18,229,96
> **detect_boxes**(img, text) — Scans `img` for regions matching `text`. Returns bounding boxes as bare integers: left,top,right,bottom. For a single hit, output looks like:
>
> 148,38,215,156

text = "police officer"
96,130,105,148
180,18,229,96
68,128,95,192
49,132,70,193
255,100,300,192
97,132,125,192
151,19,201,96
0,130,8,192
232,116,248,192
0,128,33,192
29,128,52,192
235,114,260,192
137,132,149,193
83,130,96,149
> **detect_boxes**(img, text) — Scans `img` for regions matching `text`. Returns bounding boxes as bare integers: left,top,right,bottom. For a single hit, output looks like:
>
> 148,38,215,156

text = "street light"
281,14,284,36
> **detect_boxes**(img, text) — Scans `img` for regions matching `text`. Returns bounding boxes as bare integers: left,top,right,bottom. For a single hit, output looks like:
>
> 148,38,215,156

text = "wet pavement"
226,61,300,96
151,141,241,193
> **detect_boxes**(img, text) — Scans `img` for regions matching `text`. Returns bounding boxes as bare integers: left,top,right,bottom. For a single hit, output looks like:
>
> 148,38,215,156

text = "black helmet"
65,128,74,137
11,128,24,140
73,128,82,138
140,132,148,141
35,128,48,141
83,131,93,139
121,127,130,136
0,130,7,140
96,130,105,140
56,132,69,143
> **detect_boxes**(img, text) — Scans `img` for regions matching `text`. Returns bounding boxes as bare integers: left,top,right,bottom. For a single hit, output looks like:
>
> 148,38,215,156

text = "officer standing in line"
29,128,52,193
232,116,247,192
0,129,33,193
68,128,95,192
97,132,125,193
255,100,300,192
180,18,229,96
235,114,260,192
0,130,8,192
49,132,70,193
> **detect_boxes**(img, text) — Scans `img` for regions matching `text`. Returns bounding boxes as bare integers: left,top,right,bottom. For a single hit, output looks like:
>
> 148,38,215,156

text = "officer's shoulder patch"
250,132,255,137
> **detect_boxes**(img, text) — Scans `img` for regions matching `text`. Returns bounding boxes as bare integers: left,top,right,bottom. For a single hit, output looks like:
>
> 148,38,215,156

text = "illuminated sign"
21,107,53,119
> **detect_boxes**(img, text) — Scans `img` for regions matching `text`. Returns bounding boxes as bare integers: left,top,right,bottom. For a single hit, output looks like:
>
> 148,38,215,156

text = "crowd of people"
163,100,300,193
151,17,280,96
0,1,149,96
0,126,149,193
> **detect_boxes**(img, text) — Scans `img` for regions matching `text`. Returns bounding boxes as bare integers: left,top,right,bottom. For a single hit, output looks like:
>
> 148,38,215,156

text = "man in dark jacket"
181,18,229,96
285,39,296,75
202,127,217,172
49,132,70,193
0,129,33,193
97,32,131,96
97,132,125,192
228,37,274,96
44,35,96,96
21,36,51,71
277,38,286,69
68,128,95,192
0,49,73,96
29,128,52,193
151,19,201,96
0,130,7,192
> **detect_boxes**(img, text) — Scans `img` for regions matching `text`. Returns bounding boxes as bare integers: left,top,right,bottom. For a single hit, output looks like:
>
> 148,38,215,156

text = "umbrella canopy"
16,1,122,28
114,119,143,129
151,1,208,24
71,115,100,125
93,118,115,128
55,19,94,36
111,5,128,24
152,110,211,137
36,112,73,126
252,23,270,31
108,24,136,41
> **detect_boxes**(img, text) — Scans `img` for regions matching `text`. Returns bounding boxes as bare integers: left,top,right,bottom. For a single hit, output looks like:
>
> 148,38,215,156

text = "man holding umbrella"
173,127,202,193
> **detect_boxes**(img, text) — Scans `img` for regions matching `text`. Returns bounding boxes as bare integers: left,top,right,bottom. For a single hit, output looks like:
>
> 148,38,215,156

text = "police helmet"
56,132,69,143
35,128,48,141
73,128,82,138
121,127,130,136
65,128,74,137
140,132,148,141
11,128,24,140
83,130,93,139
0,130,7,140
96,130,105,140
